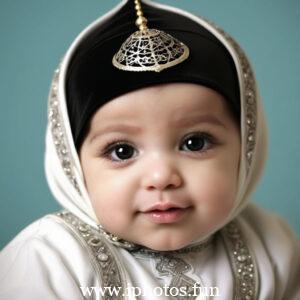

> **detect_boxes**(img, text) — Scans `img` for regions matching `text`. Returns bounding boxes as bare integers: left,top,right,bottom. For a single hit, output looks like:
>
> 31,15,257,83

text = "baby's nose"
141,157,183,191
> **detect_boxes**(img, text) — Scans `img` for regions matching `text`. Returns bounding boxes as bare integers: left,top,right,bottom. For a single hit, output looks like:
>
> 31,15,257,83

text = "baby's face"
80,83,240,251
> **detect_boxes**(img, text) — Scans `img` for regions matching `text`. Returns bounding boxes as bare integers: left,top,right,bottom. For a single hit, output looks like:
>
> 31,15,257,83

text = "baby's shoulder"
1,212,87,258
0,212,98,299
239,203,299,251
237,203,300,299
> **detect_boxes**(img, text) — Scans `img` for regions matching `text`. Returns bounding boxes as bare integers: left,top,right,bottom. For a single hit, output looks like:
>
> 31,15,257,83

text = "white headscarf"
45,0,268,246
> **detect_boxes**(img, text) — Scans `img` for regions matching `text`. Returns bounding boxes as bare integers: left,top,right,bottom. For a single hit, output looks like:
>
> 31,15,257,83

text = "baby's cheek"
90,193,128,233
87,177,134,232
192,172,236,220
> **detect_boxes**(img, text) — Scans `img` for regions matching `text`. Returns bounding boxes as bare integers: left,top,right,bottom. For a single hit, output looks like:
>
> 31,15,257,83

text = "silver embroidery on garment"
155,255,199,300
134,252,201,300
221,220,258,300
206,21,257,173
223,33,257,173
55,211,125,300
54,210,257,300
132,236,213,256
48,68,81,194
131,241,212,300
132,220,257,300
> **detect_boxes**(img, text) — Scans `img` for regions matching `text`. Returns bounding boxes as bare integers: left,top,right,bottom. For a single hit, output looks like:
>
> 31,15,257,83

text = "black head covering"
66,0,240,149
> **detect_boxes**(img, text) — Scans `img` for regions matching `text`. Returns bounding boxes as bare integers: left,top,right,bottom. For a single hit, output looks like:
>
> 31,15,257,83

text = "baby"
79,82,240,252
0,0,299,299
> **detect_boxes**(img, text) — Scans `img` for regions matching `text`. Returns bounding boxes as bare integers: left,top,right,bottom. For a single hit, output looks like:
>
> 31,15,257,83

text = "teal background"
0,0,299,249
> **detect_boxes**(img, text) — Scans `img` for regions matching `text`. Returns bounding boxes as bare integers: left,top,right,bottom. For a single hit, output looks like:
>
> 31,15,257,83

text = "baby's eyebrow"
89,114,225,144
174,114,226,129
89,124,142,143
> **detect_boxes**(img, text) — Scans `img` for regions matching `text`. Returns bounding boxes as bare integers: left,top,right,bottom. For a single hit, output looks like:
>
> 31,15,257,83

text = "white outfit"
0,1,299,299
0,204,299,299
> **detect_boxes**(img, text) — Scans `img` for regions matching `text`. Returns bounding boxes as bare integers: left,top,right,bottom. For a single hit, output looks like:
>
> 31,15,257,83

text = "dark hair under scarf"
66,1,240,149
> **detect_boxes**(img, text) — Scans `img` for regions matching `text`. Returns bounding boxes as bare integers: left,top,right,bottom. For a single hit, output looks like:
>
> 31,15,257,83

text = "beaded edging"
221,220,258,300
48,68,81,194
207,21,257,173
55,211,257,300
56,211,125,300
130,236,212,256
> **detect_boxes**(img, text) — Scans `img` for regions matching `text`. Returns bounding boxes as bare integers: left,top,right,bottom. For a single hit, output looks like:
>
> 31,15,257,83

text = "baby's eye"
103,142,137,162
180,132,214,152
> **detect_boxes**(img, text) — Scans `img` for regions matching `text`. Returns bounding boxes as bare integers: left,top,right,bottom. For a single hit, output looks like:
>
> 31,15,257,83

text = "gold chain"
134,0,148,31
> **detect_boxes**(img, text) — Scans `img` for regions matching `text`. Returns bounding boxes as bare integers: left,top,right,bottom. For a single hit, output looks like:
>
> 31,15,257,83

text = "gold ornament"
112,0,189,72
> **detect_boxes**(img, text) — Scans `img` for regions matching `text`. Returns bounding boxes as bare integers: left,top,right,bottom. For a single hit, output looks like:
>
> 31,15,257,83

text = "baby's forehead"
88,83,232,132
96,83,224,114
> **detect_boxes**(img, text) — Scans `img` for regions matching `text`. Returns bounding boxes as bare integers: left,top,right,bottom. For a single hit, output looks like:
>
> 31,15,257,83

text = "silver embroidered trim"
55,210,257,300
221,220,257,300
132,250,201,300
98,224,139,251
130,236,213,256
129,235,213,299
155,255,199,300
207,21,257,173
48,68,81,194
56,211,125,300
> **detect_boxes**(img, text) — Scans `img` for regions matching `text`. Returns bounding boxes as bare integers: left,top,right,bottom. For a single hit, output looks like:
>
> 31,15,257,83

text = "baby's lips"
141,203,192,224
141,201,190,213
